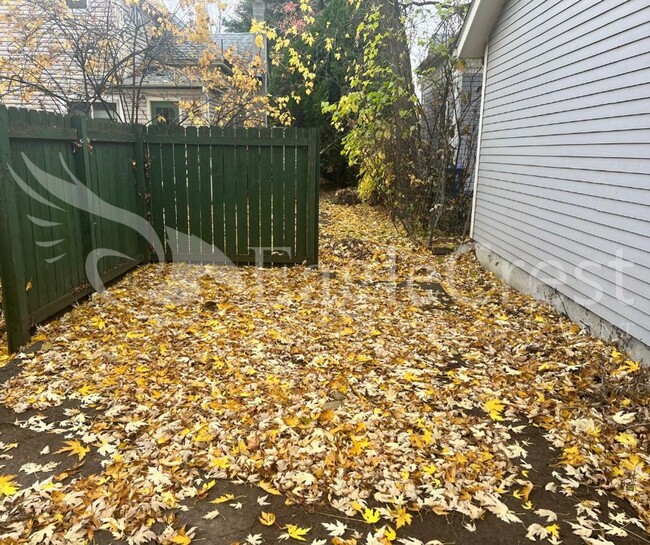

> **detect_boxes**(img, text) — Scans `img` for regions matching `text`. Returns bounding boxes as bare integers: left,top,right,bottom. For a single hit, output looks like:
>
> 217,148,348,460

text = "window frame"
150,100,180,125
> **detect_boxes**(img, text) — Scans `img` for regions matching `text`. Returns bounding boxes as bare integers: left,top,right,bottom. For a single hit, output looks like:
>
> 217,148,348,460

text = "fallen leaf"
56,440,90,461
285,524,310,541
0,474,19,497
259,512,276,526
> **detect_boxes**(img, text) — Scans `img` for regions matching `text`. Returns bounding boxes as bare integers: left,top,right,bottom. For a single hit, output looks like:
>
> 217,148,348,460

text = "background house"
133,31,268,126
457,0,650,362
0,0,268,126
417,48,482,195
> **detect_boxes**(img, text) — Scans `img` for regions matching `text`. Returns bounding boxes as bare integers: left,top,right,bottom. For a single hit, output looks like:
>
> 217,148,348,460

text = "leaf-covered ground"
0,194,648,545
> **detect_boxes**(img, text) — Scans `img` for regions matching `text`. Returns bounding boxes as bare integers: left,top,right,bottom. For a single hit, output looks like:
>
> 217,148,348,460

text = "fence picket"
259,127,273,258
235,127,250,260
210,127,226,254
271,127,285,261
248,128,261,260
173,125,189,258
223,129,237,257
285,127,297,261
0,106,30,351
198,127,212,253
295,132,308,261
186,126,201,257
160,130,176,258
147,125,165,258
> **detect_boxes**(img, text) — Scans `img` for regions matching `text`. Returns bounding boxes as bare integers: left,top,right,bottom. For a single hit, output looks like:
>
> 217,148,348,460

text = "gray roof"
139,32,259,87
164,33,257,63
212,33,257,61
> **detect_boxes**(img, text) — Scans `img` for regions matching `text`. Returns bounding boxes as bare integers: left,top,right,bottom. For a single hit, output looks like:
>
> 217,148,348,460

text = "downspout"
469,41,489,239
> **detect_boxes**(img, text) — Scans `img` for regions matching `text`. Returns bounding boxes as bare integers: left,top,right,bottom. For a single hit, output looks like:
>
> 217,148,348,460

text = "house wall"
124,88,207,125
472,0,650,361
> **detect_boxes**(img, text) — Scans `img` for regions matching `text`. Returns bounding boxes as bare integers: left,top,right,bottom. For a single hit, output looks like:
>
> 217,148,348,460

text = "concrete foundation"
475,243,650,365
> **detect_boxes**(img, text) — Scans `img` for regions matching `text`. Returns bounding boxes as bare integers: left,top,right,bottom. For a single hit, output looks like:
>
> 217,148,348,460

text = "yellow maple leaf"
56,440,90,461
210,456,230,470
171,528,192,545
259,511,276,526
483,398,505,421
615,432,638,447
258,480,282,495
362,507,381,524
0,475,19,497
620,453,644,472
199,480,216,494
545,523,560,538
611,348,625,362
78,384,95,396
560,445,584,466
616,359,640,374
91,316,105,329
384,526,396,541
286,524,310,541
422,464,437,475
211,493,235,504
394,508,412,529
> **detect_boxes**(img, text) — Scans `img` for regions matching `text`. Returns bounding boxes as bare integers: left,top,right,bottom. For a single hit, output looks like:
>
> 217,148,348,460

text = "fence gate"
145,126,320,266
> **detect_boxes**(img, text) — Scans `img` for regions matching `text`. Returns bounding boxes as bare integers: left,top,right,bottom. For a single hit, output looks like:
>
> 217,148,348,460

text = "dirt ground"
0,194,648,545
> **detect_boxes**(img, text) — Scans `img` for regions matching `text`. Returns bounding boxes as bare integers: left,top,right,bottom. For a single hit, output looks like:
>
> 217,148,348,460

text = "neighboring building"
456,0,650,362
0,0,268,126
417,42,482,194
133,31,268,126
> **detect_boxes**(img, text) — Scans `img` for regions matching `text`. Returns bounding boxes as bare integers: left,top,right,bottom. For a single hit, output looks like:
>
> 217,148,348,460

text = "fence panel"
0,106,145,351
144,125,319,265
85,117,147,274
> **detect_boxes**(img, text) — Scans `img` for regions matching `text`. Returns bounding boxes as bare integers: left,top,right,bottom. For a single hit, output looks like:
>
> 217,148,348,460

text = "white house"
456,0,650,363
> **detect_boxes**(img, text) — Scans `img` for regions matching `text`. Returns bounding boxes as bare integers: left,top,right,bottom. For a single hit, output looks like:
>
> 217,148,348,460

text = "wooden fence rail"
0,105,320,352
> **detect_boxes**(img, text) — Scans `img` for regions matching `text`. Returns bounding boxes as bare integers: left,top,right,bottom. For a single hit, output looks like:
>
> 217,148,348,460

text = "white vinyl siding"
473,0,650,346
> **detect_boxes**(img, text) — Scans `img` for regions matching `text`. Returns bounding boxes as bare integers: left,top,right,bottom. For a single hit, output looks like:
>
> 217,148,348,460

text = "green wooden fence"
0,107,147,352
146,125,319,265
0,106,320,352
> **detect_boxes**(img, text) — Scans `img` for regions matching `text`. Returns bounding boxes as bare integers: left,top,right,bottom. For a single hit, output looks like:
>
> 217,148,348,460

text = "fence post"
0,106,31,352
306,127,320,266
70,116,96,263
134,124,151,263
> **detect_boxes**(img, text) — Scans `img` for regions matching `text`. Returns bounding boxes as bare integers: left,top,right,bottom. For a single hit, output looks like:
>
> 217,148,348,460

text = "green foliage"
262,0,365,185
246,0,477,233
323,0,420,224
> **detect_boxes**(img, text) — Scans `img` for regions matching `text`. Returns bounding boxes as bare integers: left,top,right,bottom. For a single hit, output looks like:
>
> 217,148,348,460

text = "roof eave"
455,0,507,59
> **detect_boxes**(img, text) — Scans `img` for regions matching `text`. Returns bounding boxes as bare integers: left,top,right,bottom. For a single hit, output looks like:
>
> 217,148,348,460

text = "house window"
92,102,117,120
66,0,87,8
69,101,117,120
68,101,91,117
151,101,179,124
